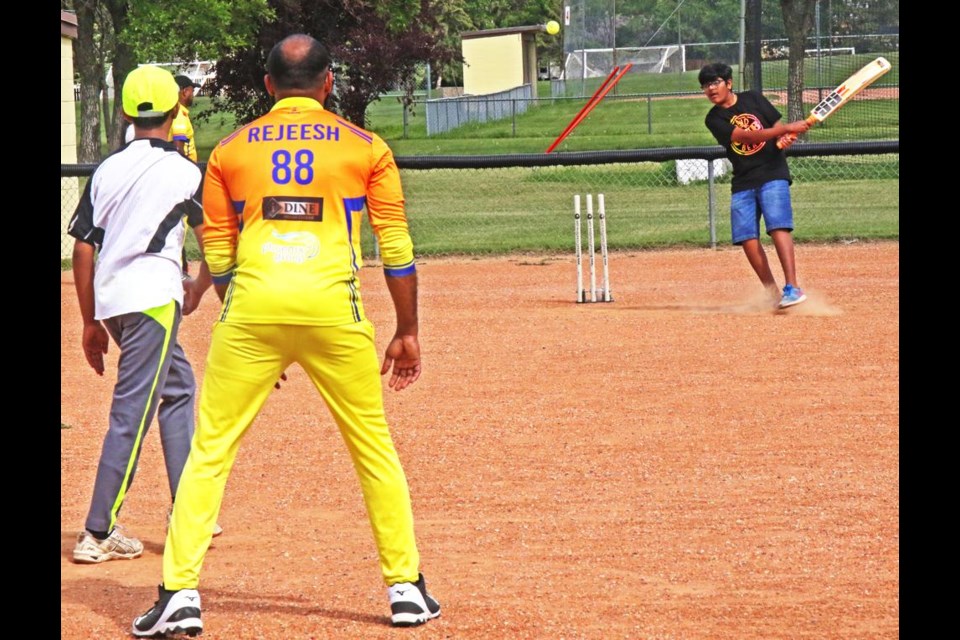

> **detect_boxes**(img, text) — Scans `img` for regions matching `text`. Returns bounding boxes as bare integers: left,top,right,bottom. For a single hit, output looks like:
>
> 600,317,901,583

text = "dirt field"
61,242,899,640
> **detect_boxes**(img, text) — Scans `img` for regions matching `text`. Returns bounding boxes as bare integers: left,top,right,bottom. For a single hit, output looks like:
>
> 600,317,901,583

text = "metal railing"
425,84,534,136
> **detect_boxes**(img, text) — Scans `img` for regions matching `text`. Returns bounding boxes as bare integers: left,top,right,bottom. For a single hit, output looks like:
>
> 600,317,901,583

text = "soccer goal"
804,47,856,57
563,45,685,80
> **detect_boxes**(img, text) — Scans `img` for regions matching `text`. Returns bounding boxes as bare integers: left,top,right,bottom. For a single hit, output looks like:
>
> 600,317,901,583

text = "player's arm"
730,119,810,145
72,240,109,376
67,179,109,375
381,273,420,391
367,139,415,271
171,114,189,158
183,224,213,315
200,146,239,302
367,138,420,391
180,181,212,315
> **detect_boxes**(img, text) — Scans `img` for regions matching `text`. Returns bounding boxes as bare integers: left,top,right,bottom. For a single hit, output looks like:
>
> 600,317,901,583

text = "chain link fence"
389,80,898,142
61,142,898,263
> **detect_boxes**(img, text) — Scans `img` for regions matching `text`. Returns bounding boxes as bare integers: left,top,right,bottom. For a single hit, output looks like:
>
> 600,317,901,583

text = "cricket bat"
777,56,892,148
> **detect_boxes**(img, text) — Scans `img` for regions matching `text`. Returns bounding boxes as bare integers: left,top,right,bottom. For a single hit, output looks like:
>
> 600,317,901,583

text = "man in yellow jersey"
132,34,440,637
171,75,201,162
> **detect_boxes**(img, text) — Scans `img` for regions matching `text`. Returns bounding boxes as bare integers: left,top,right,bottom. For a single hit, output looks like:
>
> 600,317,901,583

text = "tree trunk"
74,0,103,163
105,0,135,151
781,0,817,123
743,0,763,92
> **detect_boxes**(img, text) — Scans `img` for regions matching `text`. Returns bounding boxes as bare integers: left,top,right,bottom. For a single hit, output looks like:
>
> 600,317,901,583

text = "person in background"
171,75,202,162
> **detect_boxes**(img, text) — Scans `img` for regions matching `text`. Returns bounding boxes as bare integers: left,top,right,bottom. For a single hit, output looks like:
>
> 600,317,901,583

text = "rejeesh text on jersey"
246,123,341,143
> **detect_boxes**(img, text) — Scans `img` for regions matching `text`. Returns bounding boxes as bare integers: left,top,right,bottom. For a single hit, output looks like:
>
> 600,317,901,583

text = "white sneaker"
388,573,441,627
72,525,143,564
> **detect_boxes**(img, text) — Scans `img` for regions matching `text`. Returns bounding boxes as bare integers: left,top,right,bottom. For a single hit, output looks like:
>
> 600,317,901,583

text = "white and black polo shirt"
68,138,203,320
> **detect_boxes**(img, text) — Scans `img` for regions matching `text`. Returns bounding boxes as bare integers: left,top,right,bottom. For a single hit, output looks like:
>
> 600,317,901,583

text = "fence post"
647,95,653,134
707,160,717,249
512,99,516,137
425,62,431,101
403,103,409,139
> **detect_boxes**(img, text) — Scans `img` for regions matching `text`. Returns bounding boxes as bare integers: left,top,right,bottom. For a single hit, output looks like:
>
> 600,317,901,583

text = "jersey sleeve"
201,146,239,283
171,112,189,142
755,92,783,125
705,110,734,146
367,137,415,277
67,177,103,248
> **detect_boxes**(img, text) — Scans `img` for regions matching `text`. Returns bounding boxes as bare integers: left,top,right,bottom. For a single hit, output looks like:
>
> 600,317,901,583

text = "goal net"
563,45,686,80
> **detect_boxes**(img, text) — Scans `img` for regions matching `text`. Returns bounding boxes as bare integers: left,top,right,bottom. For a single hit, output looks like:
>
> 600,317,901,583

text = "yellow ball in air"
546,20,560,35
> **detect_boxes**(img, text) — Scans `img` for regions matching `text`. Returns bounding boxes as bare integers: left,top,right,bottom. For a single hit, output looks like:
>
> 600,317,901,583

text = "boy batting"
699,62,811,308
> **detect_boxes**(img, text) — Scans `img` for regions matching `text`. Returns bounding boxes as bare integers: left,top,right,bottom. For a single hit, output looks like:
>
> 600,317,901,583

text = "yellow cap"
122,65,179,118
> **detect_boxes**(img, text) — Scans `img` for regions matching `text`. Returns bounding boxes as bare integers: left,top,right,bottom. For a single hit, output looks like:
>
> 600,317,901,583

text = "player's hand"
182,277,201,316
82,321,109,375
380,334,421,391
777,133,798,149
785,119,811,134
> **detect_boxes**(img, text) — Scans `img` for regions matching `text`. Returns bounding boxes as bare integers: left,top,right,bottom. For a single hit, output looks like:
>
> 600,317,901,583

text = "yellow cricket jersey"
170,105,198,162
202,97,415,326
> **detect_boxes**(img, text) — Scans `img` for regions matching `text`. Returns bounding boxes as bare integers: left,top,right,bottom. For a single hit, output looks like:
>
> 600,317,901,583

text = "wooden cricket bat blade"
777,57,892,148
807,56,891,123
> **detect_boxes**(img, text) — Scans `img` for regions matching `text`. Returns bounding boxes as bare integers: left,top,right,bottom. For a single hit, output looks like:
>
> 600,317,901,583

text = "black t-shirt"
705,90,791,193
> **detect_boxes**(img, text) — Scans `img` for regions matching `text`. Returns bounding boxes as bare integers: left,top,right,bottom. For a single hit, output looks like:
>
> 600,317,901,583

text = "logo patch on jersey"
263,196,324,222
729,113,766,156
261,230,320,264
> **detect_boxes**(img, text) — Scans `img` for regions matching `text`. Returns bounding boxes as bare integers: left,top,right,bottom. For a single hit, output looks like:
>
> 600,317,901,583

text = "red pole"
546,63,633,153
546,66,620,154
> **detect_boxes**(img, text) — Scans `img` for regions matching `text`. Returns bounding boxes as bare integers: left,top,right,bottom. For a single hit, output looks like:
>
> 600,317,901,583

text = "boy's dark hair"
698,62,733,86
267,34,331,91
131,108,177,130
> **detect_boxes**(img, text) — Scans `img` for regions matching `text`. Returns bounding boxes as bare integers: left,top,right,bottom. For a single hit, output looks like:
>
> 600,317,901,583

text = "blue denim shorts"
730,180,794,245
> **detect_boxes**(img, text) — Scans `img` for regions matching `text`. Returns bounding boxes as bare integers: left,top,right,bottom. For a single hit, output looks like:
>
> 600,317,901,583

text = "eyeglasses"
700,78,726,90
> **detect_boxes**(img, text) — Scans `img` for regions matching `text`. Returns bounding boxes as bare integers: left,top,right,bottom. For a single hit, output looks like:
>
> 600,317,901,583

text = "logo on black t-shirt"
729,113,766,156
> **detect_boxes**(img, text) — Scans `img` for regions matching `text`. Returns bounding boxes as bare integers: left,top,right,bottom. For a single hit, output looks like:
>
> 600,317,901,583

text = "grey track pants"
84,301,196,533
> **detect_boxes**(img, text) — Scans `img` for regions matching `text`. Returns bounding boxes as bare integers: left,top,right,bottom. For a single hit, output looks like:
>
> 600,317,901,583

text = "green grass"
367,154,898,256
761,51,900,89
65,158,898,268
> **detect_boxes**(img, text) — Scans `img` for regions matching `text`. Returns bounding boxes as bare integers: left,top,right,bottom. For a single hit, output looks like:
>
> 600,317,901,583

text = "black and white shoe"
388,573,441,627
132,585,203,637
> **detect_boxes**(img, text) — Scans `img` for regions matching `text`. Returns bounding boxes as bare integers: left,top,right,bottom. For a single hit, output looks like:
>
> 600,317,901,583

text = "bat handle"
776,115,818,149
776,132,797,149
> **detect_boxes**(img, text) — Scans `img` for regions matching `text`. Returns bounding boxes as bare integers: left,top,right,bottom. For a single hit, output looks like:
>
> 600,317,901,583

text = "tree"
73,1,105,163
104,0,135,151
66,0,270,160
211,0,459,129
829,0,899,35
780,0,817,122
